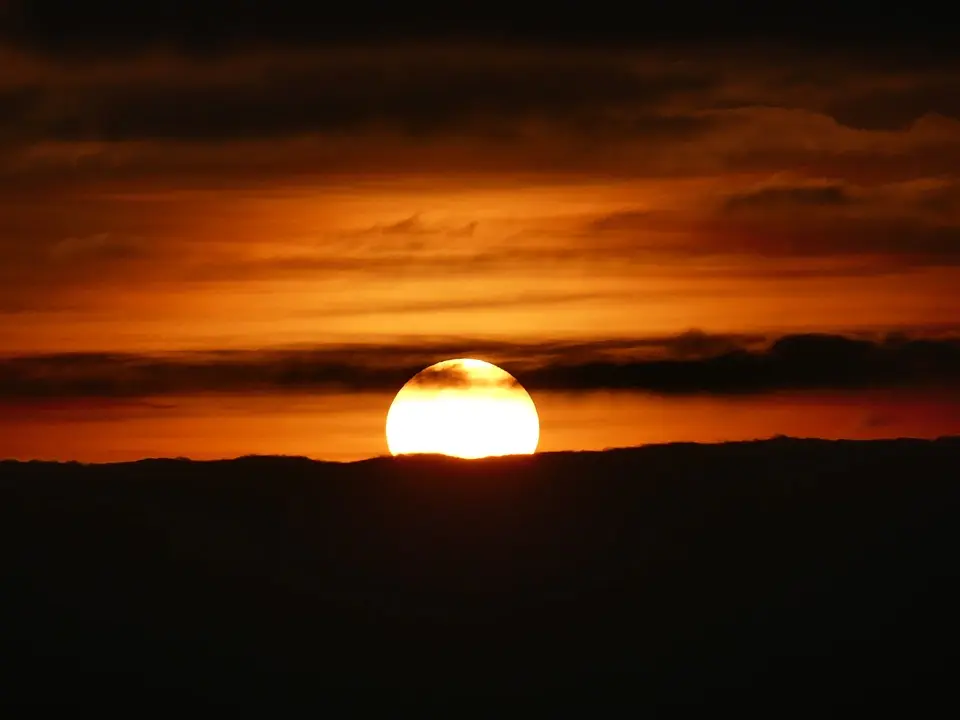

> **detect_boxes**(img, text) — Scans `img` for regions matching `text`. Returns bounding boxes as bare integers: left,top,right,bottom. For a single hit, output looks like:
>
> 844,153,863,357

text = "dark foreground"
2,438,960,710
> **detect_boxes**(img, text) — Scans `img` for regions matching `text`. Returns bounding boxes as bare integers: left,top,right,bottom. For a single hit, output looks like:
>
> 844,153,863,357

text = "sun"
385,358,540,459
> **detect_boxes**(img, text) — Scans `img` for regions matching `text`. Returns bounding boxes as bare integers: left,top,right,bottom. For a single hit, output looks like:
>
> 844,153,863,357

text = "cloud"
659,329,748,360
0,15,958,189
713,220,960,265
587,211,660,233
47,232,147,261
1,33,960,333
2,332,959,400
303,292,610,319
581,182,960,268
407,362,520,390
0,51,716,144
860,409,898,429
0,80,958,188
345,215,478,240
825,81,960,131
914,183,960,217
722,184,855,211
529,334,960,394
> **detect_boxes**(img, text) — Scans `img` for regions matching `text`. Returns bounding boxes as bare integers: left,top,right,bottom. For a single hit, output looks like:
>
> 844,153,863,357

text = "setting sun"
385,358,540,458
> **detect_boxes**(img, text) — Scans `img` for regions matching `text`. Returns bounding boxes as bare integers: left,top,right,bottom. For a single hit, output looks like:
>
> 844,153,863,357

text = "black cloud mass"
2,333,958,400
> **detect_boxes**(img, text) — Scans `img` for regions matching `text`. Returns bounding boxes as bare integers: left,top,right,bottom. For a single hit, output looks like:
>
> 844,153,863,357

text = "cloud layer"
3,332,959,400
1,11,959,364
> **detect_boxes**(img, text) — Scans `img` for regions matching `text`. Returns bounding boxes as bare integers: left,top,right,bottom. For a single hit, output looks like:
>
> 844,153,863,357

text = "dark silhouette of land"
3,437,960,710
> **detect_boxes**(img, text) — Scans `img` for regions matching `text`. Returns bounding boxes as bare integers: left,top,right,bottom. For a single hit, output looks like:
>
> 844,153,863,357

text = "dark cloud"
293,292,611,321
0,87,40,130
407,364,473,389
586,192,960,267
407,362,520,390
712,142,960,188
588,211,658,233
660,329,747,360
716,221,960,265
860,409,898,429
723,184,855,211
530,334,960,394
915,184,960,216
825,82,960,131
345,215,478,240
0,5,956,182
46,232,148,261
0,56,714,143
3,332,959,400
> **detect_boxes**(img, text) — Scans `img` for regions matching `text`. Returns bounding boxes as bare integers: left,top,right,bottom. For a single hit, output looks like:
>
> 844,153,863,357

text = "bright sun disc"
386,358,540,459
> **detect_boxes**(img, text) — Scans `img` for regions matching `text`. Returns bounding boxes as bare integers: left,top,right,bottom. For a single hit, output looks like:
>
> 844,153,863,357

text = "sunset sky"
2,3,960,461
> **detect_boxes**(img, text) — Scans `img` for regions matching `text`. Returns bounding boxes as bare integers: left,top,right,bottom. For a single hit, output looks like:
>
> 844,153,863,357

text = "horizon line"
4,435,959,468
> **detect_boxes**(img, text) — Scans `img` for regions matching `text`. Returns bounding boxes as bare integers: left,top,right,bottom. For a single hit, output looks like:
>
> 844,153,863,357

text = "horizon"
6,434,960,467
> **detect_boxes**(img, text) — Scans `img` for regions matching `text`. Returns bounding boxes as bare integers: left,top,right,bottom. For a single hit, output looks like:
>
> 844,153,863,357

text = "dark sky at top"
3,2,956,57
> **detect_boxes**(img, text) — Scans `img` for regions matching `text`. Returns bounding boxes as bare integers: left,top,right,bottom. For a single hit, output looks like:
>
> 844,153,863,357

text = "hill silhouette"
3,437,960,710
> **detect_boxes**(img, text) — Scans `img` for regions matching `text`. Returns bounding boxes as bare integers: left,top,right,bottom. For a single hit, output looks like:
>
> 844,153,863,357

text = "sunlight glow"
385,358,540,459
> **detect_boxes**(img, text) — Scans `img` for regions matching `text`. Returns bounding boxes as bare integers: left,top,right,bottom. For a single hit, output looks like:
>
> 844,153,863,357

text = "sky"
2,3,960,460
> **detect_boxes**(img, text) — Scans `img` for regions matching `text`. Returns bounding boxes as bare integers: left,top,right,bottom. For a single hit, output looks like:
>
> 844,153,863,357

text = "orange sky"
4,389,960,463
3,176,959,355
2,19,960,459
